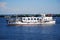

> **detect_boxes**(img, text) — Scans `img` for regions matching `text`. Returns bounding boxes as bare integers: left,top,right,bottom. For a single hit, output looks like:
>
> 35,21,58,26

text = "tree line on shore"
0,14,60,18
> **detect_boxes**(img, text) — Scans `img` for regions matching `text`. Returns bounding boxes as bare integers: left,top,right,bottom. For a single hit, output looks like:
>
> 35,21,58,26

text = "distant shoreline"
0,14,60,18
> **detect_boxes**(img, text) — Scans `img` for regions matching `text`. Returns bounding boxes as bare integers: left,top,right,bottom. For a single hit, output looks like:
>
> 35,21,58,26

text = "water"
0,17,60,40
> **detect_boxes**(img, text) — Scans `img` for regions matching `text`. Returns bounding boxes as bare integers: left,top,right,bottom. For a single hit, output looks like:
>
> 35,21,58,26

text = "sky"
0,0,60,15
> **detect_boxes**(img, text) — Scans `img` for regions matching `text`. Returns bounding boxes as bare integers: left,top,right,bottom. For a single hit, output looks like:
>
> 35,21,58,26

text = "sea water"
0,17,60,40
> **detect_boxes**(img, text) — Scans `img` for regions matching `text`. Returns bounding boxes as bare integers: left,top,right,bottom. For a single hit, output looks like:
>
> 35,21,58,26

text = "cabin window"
37,18,39,20
31,18,33,20
34,18,36,20
28,18,30,20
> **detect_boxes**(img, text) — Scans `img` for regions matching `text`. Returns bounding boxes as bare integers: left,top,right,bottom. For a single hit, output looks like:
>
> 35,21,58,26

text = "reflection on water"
0,17,60,40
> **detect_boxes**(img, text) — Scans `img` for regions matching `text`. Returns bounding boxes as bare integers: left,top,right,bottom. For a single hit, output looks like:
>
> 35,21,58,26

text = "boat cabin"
22,17,42,23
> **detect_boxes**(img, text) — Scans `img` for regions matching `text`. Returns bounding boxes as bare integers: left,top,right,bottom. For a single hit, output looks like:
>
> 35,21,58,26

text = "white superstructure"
8,14,56,25
22,17,41,23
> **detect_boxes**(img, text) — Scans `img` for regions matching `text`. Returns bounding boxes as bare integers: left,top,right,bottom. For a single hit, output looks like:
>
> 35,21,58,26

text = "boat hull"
8,21,55,25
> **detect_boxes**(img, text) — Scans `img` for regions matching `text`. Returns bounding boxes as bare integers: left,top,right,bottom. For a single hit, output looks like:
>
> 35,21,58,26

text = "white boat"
8,14,56,25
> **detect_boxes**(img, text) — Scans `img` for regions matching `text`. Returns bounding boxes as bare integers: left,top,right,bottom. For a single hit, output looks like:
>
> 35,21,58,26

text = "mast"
40,14,46,23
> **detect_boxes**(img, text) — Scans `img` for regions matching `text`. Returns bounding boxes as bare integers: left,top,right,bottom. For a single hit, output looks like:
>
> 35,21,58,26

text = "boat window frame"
31,18,33,20
28,18,30,20
23,18,25,20
34,18,36,20
37,18,39,20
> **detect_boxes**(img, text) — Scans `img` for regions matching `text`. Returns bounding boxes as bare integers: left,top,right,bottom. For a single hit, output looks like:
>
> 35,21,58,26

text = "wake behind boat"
7,14,56,25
